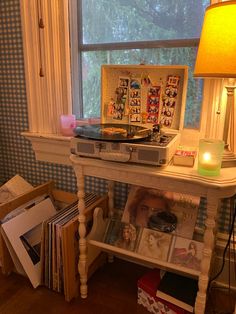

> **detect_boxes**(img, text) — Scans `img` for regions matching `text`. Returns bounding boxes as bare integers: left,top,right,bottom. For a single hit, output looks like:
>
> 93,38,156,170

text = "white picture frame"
1,197,56,288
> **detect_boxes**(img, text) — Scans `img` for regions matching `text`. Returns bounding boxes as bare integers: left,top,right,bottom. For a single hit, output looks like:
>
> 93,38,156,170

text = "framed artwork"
103,219,140,252
1,197,57,288
137,228,172,261
168,236,203,271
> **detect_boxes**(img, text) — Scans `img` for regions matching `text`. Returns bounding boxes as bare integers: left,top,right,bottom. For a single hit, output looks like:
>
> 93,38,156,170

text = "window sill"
22,132,72,165
22,128,202,166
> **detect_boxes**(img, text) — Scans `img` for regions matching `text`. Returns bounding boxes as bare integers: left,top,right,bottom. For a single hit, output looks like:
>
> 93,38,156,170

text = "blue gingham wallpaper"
0,0,233,234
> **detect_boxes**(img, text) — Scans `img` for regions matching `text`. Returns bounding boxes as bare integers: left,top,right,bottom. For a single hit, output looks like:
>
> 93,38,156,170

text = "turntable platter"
74,123,151,142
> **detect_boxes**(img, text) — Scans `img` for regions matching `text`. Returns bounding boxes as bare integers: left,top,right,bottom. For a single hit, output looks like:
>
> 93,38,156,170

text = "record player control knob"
152,124,161,142
153,124,160,133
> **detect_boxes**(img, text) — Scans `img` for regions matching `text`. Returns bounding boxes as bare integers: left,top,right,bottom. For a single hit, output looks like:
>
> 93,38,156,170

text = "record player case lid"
101,64,188,133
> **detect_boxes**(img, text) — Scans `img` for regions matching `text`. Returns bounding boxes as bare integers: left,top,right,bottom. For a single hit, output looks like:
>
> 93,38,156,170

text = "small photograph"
130,89,140,98
162,107,174,117
119,77,129,87
130,113,141,122
148,105,158,113
167,75,180,87
160,116,172,127
130,79,141,89
130,106,140,114
115,87,126,104
168,236,203,271
165,86,178,98
137,228,172,261
147,115,158,124
148,86,161,97
148,96,159,105
103,219,140,252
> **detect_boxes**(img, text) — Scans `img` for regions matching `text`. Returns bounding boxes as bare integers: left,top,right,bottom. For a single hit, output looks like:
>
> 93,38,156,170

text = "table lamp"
194,1,236,167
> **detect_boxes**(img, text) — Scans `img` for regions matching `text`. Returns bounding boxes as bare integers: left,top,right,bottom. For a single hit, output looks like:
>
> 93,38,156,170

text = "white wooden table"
70,154,236,314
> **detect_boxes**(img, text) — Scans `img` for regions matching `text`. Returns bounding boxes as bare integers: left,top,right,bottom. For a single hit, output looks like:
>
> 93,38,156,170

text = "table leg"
76,165,88,299
195,193,218,314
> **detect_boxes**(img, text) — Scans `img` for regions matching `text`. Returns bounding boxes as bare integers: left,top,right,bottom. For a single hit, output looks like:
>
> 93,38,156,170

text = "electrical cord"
208,196,236,287
206,196,236,314
208,196,236,289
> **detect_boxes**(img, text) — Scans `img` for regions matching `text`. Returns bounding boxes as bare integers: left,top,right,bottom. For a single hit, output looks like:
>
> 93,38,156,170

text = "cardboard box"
173,146,197,167
0,181,108,302
137,269,190,314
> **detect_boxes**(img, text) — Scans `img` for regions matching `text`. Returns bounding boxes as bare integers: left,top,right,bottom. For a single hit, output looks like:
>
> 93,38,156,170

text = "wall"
0,0,111,199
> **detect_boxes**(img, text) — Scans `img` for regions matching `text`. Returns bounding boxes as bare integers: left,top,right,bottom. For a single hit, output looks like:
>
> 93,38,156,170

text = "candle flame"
203,152,211,161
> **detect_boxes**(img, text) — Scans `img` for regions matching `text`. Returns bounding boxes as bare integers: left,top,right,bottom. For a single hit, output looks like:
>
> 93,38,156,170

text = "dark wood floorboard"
0,258,235,314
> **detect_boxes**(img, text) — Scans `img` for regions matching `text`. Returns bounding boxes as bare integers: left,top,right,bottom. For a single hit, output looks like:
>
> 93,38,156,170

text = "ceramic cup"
60,114,76,136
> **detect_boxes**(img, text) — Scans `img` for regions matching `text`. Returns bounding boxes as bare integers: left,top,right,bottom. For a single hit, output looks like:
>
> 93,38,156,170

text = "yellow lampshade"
194,1,236,78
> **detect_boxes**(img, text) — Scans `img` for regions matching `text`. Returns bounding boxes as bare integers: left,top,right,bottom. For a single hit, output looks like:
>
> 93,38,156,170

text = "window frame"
73,1,207,133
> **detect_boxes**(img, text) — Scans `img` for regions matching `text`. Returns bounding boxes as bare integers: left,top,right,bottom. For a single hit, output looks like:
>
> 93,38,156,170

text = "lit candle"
197,139,224,176
199,152,219,171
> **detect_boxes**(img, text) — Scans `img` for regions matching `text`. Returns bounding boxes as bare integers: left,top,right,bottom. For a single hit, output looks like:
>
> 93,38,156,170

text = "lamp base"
221,149,236,168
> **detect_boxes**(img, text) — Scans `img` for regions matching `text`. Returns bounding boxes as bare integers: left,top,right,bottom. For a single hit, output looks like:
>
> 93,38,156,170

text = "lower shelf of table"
89,239,200,279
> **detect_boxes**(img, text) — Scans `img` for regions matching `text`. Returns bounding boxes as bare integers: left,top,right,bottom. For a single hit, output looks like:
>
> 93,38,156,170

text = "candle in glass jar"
199,152,219,170
197,139,224,176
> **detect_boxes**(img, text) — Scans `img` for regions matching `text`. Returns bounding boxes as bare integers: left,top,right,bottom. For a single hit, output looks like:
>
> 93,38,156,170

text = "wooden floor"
0,258,235,314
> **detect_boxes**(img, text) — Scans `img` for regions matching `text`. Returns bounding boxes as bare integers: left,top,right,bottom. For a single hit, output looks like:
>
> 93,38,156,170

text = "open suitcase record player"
71,65,188,166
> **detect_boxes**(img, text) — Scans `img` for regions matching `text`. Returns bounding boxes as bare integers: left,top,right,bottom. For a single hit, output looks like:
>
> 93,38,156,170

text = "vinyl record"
74,124,151,142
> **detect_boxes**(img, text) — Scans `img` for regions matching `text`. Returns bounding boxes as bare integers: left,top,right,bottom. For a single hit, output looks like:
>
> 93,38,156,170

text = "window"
74,0,209,129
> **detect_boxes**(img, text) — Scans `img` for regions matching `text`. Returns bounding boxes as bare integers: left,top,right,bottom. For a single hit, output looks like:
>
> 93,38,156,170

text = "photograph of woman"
137,228,172,261
115,223,137,251
121,186,174,229
168,237,203,271
104,219,139,252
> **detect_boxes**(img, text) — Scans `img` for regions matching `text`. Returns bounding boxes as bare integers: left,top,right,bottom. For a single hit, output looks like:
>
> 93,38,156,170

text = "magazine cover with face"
121,185,200,239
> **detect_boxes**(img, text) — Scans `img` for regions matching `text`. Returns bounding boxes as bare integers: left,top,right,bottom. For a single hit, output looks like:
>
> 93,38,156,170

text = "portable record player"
71,64,188,166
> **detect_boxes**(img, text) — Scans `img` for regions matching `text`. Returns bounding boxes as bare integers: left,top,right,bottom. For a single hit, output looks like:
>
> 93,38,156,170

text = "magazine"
168,236,203,271
156,272,198,313
169,193,200,239
121,185,200,239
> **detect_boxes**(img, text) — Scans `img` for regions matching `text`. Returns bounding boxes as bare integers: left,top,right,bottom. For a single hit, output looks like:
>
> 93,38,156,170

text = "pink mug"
60,114,76,136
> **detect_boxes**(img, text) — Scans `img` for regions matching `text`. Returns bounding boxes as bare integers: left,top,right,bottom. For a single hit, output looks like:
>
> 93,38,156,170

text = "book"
0,175,33,204
173,146,197,167
156,272,198,313
168,236,203,271
138,269,187,314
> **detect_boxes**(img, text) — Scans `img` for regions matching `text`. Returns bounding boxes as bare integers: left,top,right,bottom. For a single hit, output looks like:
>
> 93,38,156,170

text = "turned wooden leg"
194,193,218,314
76,165,88,299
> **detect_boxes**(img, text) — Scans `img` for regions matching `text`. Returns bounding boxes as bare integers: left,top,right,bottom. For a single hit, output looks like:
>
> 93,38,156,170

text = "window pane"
81,48,202,128
82,0,209,44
